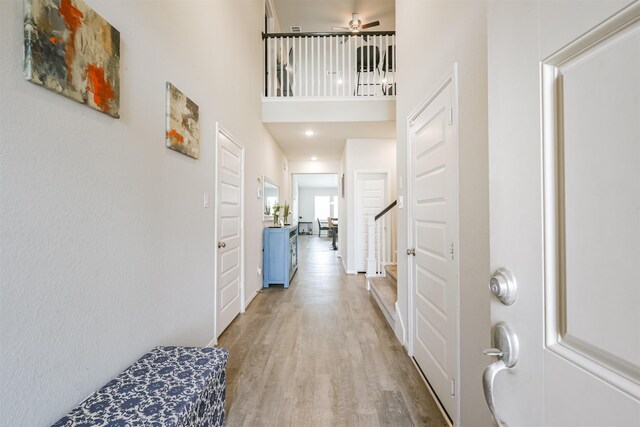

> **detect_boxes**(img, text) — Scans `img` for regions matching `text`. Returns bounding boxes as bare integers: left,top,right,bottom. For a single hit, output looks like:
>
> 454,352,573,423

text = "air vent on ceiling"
290,26,302,33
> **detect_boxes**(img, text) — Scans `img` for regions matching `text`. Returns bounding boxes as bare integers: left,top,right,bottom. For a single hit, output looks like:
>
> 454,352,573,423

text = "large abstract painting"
165,82,200,159
24,0,120,118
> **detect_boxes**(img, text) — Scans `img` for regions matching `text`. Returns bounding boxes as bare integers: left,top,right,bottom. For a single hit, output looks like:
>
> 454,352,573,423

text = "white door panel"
216,128,243,337
488,1,640,425
410,78,459,422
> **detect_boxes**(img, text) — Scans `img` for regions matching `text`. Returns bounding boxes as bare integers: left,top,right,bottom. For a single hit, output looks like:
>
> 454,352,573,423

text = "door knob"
218,241,226,248
483,322,519,427
406,248,416,256
489,268,517,305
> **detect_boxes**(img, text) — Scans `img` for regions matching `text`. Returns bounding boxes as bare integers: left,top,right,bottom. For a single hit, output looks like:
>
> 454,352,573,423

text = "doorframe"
214,122,245,342
405,65,460,422
353,169,390,274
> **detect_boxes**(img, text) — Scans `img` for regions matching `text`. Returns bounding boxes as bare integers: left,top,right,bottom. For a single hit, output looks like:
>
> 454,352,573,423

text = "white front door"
215,126,244,337
355,172,387,272
408,76,459,422
487,2,640,426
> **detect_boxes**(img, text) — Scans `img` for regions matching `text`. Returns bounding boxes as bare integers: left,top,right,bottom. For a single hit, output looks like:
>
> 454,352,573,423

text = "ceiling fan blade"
361,20,380,29
332,26,350,31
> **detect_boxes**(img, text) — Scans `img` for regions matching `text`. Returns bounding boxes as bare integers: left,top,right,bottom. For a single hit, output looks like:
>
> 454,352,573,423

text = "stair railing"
366,200,397,277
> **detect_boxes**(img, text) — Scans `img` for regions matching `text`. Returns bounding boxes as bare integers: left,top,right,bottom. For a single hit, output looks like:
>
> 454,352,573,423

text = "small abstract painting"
165,82,200,159
24,0,120,118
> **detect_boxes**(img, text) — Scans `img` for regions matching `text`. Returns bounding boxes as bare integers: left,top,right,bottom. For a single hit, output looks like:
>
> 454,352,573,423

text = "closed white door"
215,127,244,337
355,172,387,272
487,2,640,426
408,78,459,422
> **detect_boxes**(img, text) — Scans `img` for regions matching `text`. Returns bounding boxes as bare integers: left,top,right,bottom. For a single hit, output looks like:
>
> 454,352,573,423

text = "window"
314,196,330,220
331,197,338,218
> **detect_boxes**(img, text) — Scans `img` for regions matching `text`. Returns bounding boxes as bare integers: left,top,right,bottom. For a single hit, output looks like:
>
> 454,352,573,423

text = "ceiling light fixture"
305,130,314,136
311,156,318,161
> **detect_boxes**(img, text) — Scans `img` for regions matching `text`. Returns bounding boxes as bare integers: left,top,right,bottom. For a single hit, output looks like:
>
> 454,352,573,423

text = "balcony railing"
263,31,396,99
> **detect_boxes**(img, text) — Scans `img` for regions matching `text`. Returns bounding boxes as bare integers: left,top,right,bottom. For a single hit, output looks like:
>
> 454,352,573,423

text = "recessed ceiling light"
311,156,318,161
305,130,314,136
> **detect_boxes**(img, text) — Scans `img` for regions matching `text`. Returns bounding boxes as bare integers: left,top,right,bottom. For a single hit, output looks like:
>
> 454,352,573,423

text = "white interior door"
487,2,640,426
355,172,387,272
409,77,459,422
215,127,244,337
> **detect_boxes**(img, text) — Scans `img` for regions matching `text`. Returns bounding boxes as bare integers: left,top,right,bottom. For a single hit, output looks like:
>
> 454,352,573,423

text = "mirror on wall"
263,176,279,221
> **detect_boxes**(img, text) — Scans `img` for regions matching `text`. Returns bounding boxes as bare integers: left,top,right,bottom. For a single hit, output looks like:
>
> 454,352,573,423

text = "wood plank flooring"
218,235,448,426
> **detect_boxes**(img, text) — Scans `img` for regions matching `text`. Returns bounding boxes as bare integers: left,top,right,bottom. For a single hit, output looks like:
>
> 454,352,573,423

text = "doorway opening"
291,173,339,252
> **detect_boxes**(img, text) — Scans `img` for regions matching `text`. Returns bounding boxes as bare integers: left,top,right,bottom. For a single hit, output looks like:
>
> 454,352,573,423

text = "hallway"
218,235,448,426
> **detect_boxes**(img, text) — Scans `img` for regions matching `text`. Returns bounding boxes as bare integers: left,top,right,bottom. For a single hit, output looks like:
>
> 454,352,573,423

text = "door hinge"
450,378,456,396
449,242,454,260
448,107,453,125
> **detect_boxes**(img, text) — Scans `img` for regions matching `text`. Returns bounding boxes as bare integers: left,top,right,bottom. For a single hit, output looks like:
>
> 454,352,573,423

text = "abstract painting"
165,82,200,159
24,0,120,118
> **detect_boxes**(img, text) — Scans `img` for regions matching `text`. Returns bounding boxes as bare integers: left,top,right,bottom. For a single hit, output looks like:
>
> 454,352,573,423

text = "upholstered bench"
51,346,229,427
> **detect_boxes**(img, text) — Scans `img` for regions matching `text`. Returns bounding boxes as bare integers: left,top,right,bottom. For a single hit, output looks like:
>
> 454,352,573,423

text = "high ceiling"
273,0,395,33
267,1,397,161
265,121,396,161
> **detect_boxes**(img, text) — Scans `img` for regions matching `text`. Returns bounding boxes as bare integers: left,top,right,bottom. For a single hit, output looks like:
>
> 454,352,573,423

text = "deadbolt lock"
489,268,517,306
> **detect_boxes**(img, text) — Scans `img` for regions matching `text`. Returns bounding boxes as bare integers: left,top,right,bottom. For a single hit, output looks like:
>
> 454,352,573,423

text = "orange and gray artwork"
24,0,120,118
165,82,200,159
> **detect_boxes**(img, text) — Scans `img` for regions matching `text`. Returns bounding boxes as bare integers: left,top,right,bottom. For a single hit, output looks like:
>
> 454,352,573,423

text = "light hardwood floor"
218,235,448,427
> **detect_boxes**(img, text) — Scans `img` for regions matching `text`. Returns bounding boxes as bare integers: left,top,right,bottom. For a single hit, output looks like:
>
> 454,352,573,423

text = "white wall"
288,159,340,175
343,138,396,274
0,1,287,425
396,1,491,425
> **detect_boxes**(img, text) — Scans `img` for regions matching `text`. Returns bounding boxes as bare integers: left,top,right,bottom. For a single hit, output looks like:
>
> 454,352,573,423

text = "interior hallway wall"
396,1,491,425
0,1,286,425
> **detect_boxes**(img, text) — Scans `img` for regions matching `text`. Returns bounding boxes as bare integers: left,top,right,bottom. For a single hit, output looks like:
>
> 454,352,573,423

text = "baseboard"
206,336,217,347
244,287,261,309
410,358,455,427
395,301,407,349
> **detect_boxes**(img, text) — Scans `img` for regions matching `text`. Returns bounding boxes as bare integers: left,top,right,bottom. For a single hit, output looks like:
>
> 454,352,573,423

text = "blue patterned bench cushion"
51,346,229,427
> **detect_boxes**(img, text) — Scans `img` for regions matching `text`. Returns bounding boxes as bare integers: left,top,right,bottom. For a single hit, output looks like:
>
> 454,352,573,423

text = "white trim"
245,288,261,310
206,337,217,348
405,64,460,423
410,358,454,427
214,123,246,338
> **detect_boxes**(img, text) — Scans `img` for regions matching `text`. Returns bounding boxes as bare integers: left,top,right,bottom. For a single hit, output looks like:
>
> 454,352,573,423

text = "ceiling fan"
332,13,380,32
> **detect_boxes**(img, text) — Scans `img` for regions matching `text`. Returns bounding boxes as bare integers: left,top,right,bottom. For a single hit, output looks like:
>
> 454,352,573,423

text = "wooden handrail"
374,200,397,221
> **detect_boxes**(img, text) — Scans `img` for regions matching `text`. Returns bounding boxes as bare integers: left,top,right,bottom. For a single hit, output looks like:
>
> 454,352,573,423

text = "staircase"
368,264,397,328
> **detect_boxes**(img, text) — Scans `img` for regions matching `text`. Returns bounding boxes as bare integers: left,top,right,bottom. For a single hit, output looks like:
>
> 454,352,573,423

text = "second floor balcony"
262,31,396,123
263,31,396,99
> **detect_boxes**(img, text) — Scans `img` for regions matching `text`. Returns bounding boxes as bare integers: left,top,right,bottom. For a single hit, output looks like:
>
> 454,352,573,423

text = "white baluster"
348,36,352,96
367,215,376,277
304,37,308,97
329,35,333,97
323,36,327,97
272,37,276,98
298,36,301,98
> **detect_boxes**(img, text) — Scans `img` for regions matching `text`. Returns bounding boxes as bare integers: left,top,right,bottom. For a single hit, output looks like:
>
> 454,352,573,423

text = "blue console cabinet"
263,225,298,288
